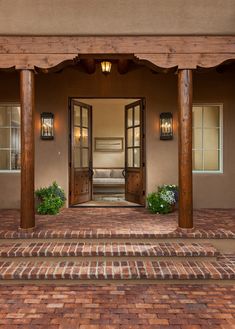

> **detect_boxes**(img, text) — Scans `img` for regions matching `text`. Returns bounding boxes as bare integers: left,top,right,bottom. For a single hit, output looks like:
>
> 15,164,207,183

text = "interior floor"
76,193,141,207
76,199,141,207
93,193,125,202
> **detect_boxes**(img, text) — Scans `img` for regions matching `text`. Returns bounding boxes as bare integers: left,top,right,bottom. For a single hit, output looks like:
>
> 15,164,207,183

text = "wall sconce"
41,112,54,140
101,61,112,75
160,112,173,140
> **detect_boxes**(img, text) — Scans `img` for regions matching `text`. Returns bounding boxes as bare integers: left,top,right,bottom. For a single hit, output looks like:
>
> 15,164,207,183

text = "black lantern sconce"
160,112,173,140
41,112,54,140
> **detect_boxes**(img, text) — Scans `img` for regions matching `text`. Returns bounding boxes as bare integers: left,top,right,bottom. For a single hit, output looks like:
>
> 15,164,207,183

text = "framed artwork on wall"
94,137,124,152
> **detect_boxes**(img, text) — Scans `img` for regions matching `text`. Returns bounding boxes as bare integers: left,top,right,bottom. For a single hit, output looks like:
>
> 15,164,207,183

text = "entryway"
69,98,146,207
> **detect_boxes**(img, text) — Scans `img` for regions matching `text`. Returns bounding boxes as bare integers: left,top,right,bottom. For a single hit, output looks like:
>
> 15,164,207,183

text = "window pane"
11,107,20,127
204,150,220,171
74,105,80,126
193,128,202,149
127,148,133,167
11,128,20,151
0,128,10,148
82,128,88,147
74,147,81,168
0,104,21,171
204,128,219,150
74,127,81,147
193,106,202,128
0,150,10,170
204,106,219,127
127,108,133,127
134,127,140,146
82,148,88,167
11,151,21,170
193,150,203,170
127,128,133,147
0,106,11,127
134,148,140,167
134,105,140,125
82,107,88,127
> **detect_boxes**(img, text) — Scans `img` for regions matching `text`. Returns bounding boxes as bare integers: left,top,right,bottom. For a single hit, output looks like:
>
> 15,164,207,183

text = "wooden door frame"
68,96,146,207
68,98,93,206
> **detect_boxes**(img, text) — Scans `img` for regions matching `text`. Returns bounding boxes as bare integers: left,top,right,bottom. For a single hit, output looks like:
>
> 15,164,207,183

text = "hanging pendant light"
101,61,112,75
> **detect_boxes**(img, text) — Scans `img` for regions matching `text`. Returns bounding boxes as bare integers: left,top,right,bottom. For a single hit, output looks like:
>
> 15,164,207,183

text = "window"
192,104,223,173
0,104,21,171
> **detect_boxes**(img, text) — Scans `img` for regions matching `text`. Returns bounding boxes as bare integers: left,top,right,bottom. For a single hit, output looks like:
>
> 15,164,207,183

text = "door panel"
70,100,92,205
125,100,145,205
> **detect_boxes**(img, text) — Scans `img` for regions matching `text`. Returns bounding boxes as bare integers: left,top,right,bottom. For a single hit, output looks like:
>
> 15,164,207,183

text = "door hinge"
142,162,145,167
69,191,72,196
142,99,146,109
69,162,72,168
143,190,146,196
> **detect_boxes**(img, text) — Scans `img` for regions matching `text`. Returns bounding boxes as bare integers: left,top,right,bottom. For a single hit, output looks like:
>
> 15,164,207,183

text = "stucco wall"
0,66,234,209
0,0,235,35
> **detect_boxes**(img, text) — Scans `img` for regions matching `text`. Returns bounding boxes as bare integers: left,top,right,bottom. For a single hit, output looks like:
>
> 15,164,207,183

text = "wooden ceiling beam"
81,58,96,74
117,59,130,74
0,36,235,71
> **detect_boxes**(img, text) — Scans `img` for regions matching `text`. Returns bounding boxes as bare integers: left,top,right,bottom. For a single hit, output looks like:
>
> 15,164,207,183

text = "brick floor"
0,241,219,257
0,284,234,328
0,208,234,239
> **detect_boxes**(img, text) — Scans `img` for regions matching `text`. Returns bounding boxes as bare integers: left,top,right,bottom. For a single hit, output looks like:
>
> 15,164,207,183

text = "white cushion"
93,178,125,185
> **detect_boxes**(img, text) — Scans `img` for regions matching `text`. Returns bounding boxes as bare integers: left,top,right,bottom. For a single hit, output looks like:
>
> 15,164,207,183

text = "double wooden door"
70,99,145,206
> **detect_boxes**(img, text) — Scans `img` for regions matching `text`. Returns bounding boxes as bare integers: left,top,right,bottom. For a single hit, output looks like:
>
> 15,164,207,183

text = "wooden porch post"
178,69,193,229
20,70,35,230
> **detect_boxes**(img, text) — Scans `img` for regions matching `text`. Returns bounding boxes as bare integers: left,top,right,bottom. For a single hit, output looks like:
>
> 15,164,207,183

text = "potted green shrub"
35,182,66,215
147,184,178,214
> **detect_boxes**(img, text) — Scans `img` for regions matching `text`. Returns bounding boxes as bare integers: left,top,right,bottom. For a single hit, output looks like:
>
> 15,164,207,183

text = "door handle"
88,168,94,178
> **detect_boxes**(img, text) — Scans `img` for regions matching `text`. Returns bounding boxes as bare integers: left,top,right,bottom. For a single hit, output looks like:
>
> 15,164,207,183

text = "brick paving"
0,284,234,328
0,208,234,239
0,241,219,258
0,258,234,280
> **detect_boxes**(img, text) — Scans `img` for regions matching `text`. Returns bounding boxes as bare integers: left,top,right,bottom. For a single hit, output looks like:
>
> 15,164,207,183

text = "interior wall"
80,98,136,168
0,66,234,209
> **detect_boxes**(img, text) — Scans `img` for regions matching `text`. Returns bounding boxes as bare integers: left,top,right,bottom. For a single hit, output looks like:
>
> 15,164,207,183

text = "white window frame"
192,103,223,174
0,102,21,173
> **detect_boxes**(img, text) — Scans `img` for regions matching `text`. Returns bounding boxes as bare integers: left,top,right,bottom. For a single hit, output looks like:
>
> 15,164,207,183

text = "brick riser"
0,230,234,239
0,241,234,282
0,242,220,258
0,259,234,280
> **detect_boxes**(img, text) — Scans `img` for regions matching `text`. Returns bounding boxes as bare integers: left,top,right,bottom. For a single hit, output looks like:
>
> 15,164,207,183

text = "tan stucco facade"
0,0,235,35
0,66,234,209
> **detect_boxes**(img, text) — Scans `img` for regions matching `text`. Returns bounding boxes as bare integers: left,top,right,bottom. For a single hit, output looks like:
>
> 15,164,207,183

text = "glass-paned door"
70,100,92,205
125,100,145,205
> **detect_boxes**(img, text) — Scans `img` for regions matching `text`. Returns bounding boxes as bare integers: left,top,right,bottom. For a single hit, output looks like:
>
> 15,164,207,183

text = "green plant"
147,184,178,214
35,182,66,215
147,192,171,214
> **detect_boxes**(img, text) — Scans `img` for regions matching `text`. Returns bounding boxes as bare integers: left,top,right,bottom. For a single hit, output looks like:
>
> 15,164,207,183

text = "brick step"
0,229,234,239
0,241,220,258
0,259,234,280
